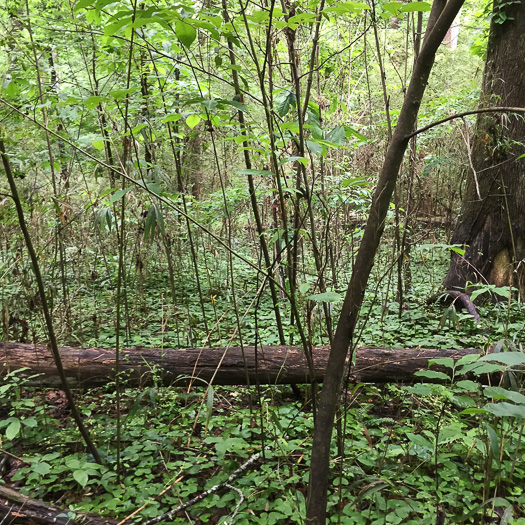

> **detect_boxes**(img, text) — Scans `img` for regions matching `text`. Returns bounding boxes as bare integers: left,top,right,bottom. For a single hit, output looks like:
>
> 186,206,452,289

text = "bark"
443,4,525,297
0,485,118,525
306,1,465,522
0,343,480,387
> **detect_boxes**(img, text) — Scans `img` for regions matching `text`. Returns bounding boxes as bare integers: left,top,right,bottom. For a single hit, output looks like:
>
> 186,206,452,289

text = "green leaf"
83,95,106,110
342,176,367,188
428,357,454,369
325,125,346,146
484,402,525,418
73,469,89,487
92,139,105,151
484,423,500,465
237,169,273,176
162,114,181,123
110,187,133,203
399,2,431,12
306,140,325,156
32,461,51,475
483,386,525,405
323,2,370,15
479,352,525,366
6,418,21,440
275,90,296,117
308,291,342,303
455,380,479,393
414,370,451,381
299,282,310,294
280,156,309,167
175,20,196,48
186,114,201,129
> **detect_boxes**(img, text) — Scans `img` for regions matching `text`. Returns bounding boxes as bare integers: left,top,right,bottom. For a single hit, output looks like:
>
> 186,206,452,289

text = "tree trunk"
1,343,480,388
443,3,525,297
0,485,118,525
306,2,465,522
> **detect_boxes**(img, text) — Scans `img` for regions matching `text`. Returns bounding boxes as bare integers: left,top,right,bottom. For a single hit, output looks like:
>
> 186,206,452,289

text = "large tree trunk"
1,343,480,387
444,4,525,297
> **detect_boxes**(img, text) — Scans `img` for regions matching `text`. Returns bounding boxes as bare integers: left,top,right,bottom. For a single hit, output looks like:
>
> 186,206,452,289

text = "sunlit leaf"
308,291,342,303
175,20,196,48
186,114,201,129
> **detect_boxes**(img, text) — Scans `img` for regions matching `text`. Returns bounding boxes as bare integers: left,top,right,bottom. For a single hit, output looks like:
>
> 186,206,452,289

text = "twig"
140,451,262,525
117,476,184,525
225,484,244,525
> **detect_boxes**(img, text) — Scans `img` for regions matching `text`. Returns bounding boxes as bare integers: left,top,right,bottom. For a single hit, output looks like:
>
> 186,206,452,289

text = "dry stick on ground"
140,451,263,525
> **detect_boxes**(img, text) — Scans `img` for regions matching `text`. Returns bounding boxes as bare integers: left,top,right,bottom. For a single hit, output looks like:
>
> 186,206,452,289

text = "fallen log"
1,343,481,388
0,485,117,525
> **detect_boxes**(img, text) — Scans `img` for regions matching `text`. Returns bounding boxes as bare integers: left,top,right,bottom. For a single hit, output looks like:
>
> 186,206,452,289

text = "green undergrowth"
2,350,525,523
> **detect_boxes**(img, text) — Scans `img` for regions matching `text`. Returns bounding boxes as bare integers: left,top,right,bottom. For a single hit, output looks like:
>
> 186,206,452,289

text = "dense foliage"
1,0,524,523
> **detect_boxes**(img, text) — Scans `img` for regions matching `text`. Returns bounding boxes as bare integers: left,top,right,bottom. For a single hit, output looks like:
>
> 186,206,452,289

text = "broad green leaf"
280,156,308,166
404,384,436,395
323,2,370,15
400,1,431,12
186,114,201,129
132,123,148,136
73,469,89,487
342,176,367,188
201,99,218,110
484,402,525,418
175,20,196,48
308,291,342,303
455,380,479,393
479,352,525,366
275,90,296,117
145,181,163,195
455,353,479,367
306,140,325,156
484,386,525,405
110,187,133,203
83,95,106,110
299,282,310,294
220,99,249,112
22,416,37,428
325,125,346,146
414,370,450,381
449,245,466,256
32,461,51,475
279,122,300,133
109,88,136,100
6,418,21,440
162,114,181,123
92,139,105,151
104,16,131,36
428,357,454,369
344,126,368,142
406,432,433,448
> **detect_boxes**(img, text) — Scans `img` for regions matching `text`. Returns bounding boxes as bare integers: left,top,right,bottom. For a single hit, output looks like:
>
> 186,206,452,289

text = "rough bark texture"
444,4,525,297
306,1,465,522
0,485,118,525
0,343,480,387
